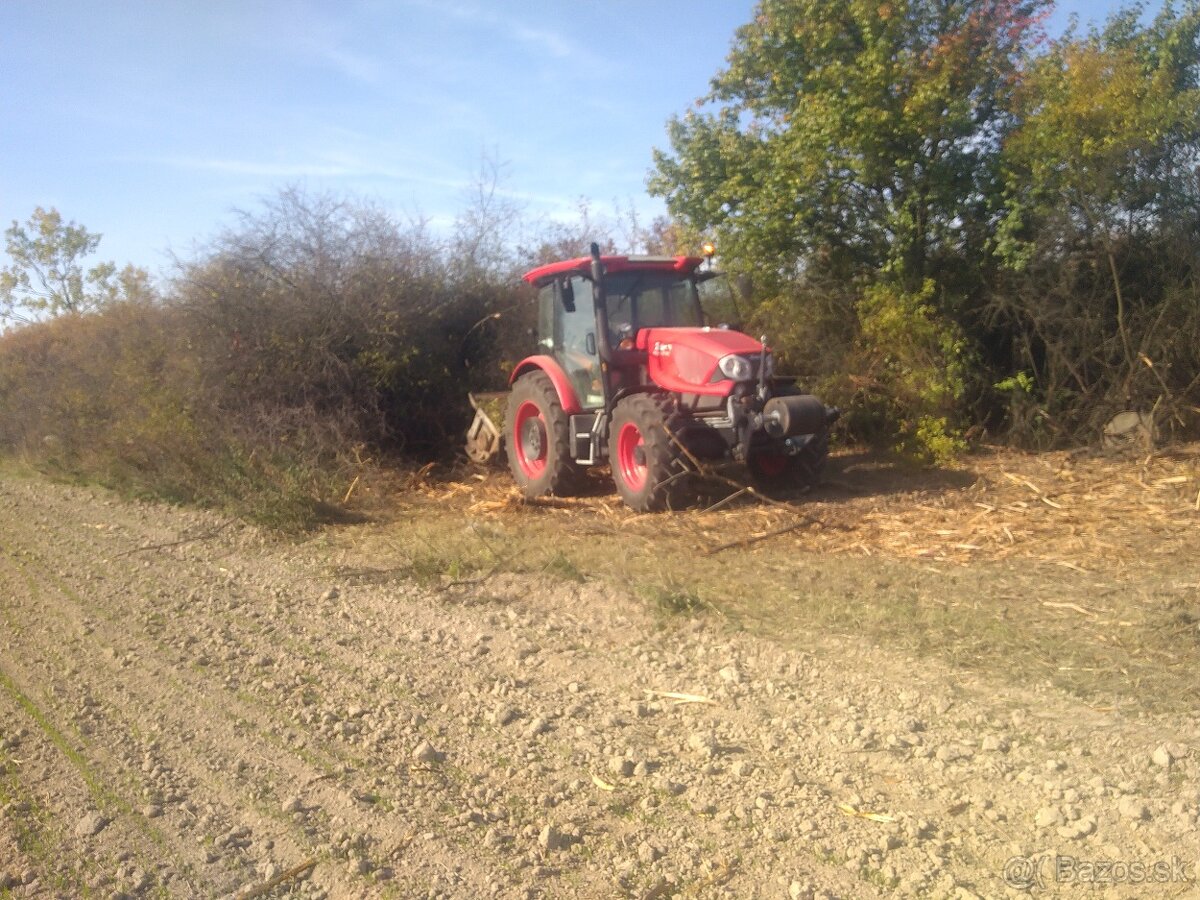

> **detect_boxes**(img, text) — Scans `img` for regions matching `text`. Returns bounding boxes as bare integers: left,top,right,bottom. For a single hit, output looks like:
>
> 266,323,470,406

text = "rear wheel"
609,394,687,512
506,371,579,498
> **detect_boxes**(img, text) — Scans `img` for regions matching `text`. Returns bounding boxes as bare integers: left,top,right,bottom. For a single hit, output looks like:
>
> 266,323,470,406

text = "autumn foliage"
651,0,1199,456
0,191,521,526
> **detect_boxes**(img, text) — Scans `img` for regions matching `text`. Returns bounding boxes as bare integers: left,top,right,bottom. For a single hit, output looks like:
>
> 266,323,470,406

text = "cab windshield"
603,272,702,344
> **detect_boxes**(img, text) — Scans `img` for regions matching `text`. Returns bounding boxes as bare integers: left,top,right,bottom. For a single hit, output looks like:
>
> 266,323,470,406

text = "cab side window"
558,276,596,359
537,285,555,351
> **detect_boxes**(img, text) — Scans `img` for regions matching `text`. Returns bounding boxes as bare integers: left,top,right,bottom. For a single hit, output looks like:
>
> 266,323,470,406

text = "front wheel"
609,394,687,512
793,431,829,486
506,371,579,498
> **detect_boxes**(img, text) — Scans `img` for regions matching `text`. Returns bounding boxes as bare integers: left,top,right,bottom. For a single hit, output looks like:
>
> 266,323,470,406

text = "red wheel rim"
754,452,789,477
513,401,547,478
616,422,647,492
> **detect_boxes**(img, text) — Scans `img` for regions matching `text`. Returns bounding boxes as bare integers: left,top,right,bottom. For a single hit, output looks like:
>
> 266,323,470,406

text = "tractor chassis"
565,389,820,469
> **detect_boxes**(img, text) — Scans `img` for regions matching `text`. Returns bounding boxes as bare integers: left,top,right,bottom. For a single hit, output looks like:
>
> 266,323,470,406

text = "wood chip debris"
590,773,617,792
235,859,317,899
837,802,896,823
645,690,716,705
1042,601,1099,617
415,442,1198,571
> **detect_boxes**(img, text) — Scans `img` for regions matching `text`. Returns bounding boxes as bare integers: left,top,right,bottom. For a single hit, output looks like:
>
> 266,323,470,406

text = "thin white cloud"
140,154,474,193
511,24,573,59
151,157,357,178
314,44,384,84
146,155,620,230
398,0,610,73
233,4,388,85
305,40,386,84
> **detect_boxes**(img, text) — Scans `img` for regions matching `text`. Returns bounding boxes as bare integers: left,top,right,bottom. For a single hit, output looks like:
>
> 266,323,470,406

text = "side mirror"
558,278,575,313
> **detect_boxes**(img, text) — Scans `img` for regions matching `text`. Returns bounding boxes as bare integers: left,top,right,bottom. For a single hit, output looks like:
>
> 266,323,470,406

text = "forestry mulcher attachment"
466,244,839,512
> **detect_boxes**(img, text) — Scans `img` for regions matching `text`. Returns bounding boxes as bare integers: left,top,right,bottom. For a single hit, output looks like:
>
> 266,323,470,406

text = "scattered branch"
111,521,234,558
703,518,817,556
234,859,316,900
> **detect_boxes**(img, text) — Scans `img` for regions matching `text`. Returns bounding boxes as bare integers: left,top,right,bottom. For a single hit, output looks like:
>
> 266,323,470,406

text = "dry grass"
336,443,1200,713
419,443,1200,570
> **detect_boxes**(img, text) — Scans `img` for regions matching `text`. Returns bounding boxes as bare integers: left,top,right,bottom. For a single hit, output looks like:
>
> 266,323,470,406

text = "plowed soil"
1,447,1198,899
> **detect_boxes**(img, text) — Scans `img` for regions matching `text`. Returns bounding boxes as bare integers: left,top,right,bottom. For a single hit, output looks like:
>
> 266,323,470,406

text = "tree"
452,151,524,283
990,3,1200,443
649,0,1048,457
650,0,1049,294
0,207,150,325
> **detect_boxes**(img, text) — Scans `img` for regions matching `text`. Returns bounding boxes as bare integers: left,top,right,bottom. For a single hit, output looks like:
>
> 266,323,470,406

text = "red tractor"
468,244,838,512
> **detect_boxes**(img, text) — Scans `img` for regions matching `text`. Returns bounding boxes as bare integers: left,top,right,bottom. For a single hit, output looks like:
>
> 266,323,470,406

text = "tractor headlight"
717,354,754,382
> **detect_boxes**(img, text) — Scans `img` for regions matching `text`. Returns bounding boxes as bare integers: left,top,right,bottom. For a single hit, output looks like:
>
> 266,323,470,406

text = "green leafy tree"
0,207,150,324
649,0,1048,455
990,3,1200,443
650,0,1048,293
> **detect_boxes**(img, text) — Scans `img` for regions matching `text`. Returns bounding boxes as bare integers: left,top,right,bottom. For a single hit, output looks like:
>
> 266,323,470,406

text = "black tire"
794,430,829,486
609,394,688,512
506,371,580,498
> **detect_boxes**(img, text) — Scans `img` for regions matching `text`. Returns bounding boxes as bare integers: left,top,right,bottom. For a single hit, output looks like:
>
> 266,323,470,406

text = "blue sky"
2,0,1153,276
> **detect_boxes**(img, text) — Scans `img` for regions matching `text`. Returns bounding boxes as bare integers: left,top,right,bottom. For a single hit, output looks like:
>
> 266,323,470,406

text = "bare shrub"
0,187,529,527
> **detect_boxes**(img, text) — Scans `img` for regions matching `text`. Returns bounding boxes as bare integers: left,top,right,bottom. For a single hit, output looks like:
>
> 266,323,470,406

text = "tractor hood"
635,327,764,397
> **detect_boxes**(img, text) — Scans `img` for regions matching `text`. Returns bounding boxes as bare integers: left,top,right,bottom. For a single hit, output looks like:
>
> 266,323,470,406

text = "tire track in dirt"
0,535,278,895
2,475,1198,898
0,488,397,897
0,493,345,890
0,481,515,896
0,543,209,896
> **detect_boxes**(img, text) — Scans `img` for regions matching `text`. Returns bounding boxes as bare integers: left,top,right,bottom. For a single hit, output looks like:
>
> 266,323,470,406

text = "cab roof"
522,255,705,288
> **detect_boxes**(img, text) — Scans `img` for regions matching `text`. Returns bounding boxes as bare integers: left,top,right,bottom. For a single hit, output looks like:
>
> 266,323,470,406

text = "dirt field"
1,446,1198,898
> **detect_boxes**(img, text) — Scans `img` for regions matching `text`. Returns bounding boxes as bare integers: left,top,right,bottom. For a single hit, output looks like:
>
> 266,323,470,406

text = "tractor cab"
526,255,710,410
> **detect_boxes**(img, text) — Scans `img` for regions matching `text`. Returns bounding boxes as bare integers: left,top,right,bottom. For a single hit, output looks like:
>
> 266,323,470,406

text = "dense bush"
0,176,674,526
651,0,1200,453
985,7,1200,446
0,189,529,527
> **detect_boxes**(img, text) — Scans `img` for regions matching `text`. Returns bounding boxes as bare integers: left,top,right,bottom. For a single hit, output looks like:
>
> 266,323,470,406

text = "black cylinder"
763,394,827,437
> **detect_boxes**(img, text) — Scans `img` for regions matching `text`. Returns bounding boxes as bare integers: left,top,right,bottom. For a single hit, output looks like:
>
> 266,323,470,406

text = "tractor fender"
508,356,583,415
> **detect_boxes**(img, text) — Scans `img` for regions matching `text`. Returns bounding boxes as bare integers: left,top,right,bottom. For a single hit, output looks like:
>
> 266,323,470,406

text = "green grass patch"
0,671,122,811
540,551,585,583
638,578,712,618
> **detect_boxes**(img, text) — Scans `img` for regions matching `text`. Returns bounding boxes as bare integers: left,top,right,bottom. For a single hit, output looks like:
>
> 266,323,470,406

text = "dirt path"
0,474,1197,898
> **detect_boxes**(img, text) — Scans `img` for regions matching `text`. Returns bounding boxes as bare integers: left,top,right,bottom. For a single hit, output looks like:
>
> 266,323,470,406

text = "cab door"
543,276,603,409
